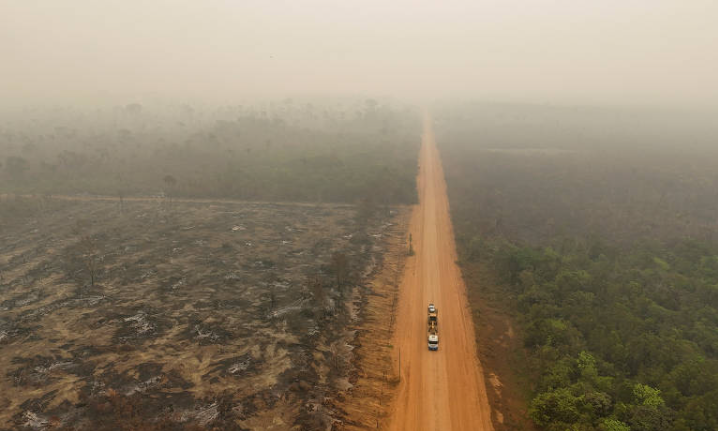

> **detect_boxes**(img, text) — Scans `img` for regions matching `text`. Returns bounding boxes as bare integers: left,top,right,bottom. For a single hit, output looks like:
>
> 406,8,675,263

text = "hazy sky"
2,0,717,106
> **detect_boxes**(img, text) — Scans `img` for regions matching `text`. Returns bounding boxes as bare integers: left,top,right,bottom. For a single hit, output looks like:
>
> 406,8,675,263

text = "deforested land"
0,101,419,430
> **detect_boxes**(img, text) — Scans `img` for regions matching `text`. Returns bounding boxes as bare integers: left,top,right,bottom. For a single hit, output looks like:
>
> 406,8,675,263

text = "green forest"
0,99,419,205
437,103,718,431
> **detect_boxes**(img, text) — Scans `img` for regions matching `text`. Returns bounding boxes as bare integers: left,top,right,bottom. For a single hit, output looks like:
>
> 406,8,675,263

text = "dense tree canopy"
438,103,718,431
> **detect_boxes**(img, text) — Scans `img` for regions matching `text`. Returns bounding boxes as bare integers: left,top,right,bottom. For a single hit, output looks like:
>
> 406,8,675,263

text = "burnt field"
0,196,405,430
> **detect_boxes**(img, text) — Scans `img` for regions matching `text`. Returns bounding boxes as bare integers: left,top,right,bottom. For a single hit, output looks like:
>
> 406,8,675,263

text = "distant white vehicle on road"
428,304,438,351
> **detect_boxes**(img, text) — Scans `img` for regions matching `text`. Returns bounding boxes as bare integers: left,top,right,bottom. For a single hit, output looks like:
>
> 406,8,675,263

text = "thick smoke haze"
2,0,717,107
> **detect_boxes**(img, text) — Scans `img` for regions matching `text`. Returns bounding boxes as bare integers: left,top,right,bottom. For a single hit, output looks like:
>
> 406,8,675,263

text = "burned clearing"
0,196,406,430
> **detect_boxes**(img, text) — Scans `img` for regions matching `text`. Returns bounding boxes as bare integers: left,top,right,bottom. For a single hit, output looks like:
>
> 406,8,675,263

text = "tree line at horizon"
0,99,419,206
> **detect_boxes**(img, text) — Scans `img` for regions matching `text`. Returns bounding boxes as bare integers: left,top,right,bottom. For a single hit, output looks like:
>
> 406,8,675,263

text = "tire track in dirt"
386,113,494,431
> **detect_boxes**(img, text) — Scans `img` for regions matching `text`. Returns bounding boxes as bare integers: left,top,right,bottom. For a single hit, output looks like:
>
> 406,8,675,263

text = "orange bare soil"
387,114,494,431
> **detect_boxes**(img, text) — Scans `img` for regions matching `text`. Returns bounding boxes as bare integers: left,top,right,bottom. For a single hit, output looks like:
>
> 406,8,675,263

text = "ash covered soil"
0,197,402,430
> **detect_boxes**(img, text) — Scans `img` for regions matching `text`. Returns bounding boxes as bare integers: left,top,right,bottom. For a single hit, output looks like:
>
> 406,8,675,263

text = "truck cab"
428,333,439,350
428,305,439,350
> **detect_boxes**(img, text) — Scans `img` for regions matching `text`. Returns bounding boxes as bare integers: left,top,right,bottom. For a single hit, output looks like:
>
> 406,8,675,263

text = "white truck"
428,303,438,351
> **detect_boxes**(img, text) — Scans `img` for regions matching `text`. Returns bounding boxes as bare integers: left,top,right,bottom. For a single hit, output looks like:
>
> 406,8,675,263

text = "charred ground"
0,196,408,430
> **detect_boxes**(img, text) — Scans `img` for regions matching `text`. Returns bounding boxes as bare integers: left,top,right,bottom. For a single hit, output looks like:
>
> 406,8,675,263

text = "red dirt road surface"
387,114,494,431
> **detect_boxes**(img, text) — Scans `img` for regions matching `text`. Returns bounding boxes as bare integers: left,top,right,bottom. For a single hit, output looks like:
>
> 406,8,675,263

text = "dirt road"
387,114,494,431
